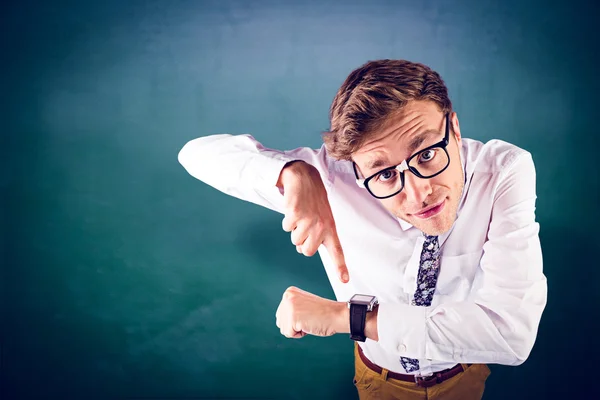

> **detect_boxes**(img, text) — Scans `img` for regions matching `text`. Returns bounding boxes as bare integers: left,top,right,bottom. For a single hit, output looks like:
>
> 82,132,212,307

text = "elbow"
477,302,544,366
485,337,533,366
177,138,209,185
178,138,208,180
176,135,235,188
178,139,194,170
510,352,528,366
510,333,538,366
177,134,233,175
501,327,539,366
510,289,547,366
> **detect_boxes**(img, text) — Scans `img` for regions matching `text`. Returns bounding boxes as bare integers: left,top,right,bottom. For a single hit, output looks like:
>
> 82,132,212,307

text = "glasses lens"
408,147,449,178
366,167,403,198
365,147,449,198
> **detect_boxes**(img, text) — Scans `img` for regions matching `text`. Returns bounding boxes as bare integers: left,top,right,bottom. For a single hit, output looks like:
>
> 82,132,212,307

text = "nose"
402,172,433,205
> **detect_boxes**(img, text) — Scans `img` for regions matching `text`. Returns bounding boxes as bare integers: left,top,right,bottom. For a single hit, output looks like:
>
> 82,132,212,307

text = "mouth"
411,199,446,220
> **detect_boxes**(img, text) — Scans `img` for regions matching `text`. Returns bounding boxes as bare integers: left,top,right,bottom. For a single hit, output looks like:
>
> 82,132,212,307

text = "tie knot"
423,235,439,252
423,234,438,242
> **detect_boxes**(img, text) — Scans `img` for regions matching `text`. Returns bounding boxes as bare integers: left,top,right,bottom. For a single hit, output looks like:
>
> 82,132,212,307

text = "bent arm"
178,134,331,213
372,153,547,365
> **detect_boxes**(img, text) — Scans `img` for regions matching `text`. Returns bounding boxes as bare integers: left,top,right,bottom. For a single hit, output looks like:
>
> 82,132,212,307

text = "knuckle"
288,205,301,217
304,247,316,257
284,211,299,225
314,219,324,231
285,286,298,296
313,221,325,237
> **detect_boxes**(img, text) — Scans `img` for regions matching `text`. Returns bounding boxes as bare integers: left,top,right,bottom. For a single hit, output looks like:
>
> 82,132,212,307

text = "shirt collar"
397,217,413,231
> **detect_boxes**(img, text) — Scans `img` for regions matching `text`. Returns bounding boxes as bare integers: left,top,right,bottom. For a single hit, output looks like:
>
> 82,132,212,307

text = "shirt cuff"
247,149,299,190
377,303,430,358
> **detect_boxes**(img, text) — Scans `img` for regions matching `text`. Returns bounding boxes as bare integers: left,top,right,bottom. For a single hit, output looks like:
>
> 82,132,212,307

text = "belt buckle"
415,372,442,388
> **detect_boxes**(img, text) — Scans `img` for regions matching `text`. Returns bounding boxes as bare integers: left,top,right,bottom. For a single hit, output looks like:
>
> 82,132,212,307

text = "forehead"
352,101,443,169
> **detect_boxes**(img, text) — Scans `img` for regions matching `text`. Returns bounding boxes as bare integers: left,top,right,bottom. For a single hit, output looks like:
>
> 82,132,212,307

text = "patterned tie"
399,234,441,373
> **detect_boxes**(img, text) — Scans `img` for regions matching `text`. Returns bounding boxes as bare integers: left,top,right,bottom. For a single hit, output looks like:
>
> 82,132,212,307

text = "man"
178,59,547,399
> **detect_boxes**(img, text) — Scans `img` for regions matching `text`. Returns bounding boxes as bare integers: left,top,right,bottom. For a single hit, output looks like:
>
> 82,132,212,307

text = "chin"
421,224,450,237
408,215,453,236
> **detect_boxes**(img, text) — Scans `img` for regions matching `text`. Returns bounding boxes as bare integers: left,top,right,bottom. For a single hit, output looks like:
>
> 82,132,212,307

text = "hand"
275,286,347,338
277,161,349,283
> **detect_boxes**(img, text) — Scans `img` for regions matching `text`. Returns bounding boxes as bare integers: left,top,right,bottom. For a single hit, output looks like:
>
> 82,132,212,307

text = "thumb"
323,231,349,283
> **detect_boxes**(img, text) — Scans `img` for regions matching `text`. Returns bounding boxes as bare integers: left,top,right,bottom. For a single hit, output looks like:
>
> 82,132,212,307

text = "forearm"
178,134,325,212
374,290,546,365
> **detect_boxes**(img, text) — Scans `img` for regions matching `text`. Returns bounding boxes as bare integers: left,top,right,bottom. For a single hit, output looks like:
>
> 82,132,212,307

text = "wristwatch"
347,294,378,342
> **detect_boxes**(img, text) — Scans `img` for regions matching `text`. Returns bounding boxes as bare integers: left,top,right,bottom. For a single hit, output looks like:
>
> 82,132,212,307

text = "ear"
451,112,462,143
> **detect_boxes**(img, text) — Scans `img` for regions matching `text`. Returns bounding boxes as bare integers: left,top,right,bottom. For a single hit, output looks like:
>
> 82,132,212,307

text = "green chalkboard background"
3,0,599,399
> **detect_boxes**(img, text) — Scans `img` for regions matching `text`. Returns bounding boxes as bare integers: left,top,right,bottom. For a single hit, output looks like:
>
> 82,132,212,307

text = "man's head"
322,60,464,236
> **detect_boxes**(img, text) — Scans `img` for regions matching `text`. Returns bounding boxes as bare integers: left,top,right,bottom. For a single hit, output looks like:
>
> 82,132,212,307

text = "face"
352,100,464,236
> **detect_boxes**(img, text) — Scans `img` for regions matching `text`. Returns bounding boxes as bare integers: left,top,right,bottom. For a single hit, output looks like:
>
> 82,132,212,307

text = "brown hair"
322,59,452,160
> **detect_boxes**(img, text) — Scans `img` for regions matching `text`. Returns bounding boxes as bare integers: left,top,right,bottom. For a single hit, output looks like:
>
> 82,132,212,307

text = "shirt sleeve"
178,134,332,214
376,152,547,365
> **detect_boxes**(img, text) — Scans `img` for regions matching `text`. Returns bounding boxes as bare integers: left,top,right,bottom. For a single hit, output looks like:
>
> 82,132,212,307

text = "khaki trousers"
353,343,491,400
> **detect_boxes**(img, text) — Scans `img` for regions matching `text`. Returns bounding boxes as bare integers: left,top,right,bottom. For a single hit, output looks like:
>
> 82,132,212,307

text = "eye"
418,149,436,163
376,169,398,183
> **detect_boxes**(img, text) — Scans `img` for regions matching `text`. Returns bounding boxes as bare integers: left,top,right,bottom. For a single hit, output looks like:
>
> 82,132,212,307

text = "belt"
357,344,470,388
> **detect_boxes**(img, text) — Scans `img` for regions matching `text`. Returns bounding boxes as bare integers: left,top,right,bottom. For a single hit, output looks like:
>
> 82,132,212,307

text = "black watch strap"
349,303,367,342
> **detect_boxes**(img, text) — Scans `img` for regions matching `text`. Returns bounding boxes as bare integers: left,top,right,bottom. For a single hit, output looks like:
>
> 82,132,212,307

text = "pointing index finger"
323,232,349,283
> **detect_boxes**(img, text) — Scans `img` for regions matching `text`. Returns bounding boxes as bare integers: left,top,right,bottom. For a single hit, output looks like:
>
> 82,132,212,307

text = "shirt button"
398,344,407,352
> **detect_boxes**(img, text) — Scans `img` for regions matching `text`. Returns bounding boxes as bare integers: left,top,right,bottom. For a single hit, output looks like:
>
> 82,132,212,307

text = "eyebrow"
407,129,440,154
366,158,388,170
365,129,440,171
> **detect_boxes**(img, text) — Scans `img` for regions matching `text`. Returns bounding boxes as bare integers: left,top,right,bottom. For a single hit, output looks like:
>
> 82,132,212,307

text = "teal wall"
4,0,598,399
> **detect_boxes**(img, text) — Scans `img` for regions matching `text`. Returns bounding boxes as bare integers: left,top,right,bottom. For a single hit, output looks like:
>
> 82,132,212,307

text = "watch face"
351,294,375,304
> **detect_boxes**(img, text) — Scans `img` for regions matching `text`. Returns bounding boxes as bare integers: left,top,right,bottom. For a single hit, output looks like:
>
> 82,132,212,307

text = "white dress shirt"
178,133,547,377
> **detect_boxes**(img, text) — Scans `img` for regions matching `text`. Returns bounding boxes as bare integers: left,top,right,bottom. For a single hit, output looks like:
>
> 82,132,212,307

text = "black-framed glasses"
353,113,451,199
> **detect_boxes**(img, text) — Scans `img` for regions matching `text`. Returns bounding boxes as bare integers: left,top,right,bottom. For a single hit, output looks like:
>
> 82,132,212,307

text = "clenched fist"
277,161,350,283
275,286,348,338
